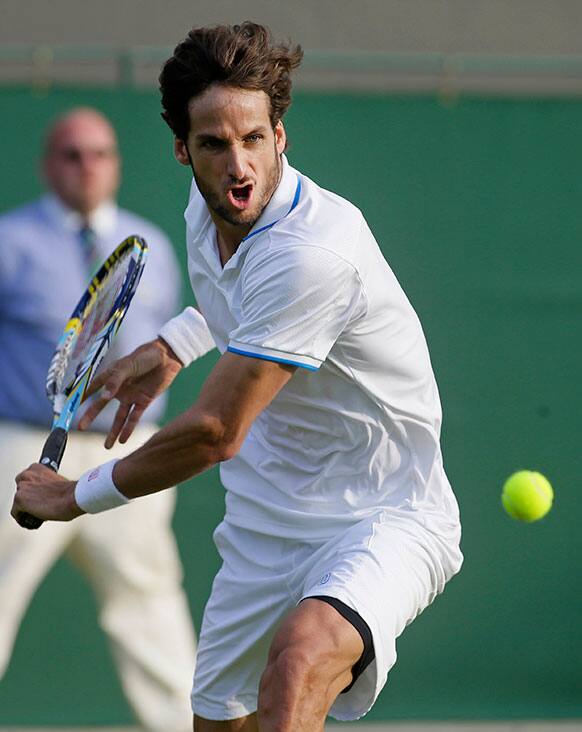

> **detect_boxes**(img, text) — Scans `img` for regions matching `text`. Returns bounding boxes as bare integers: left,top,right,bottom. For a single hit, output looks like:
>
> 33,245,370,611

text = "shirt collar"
41,194,118,236
183,153,298,248
242,154,297,242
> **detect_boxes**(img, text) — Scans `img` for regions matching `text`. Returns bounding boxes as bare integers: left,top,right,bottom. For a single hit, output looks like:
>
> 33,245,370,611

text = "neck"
60,197,100,222
211,214,252,266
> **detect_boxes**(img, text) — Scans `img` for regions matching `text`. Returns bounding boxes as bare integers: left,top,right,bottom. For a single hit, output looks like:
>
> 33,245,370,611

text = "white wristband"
74,459,129,514
158,307,216,367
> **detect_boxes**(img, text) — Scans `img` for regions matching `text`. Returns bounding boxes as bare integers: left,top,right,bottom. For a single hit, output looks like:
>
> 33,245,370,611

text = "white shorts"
191,510,463,721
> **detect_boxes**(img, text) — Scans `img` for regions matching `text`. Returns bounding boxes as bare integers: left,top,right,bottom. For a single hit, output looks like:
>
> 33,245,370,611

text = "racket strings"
46,327,78,402
44,236,148,422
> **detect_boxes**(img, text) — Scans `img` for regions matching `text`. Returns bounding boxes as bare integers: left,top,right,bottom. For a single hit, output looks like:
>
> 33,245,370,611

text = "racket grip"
40,427,68,472
17,428,69,531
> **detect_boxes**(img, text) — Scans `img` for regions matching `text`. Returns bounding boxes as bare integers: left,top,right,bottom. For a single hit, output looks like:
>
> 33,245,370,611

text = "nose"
79,153,96,174
226,144,247,182
72,150,105,177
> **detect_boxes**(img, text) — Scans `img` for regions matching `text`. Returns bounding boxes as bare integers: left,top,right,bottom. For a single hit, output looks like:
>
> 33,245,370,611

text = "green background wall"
0,87,580,724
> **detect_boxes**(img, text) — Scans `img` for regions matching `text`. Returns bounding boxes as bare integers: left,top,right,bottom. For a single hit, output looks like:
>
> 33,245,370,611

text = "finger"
104,402,133,449
119,404,146,444
11,501,25,521
85,357,133,400
78,396,110,430
15,464,38,483
84,366,112,399
11,485,31,517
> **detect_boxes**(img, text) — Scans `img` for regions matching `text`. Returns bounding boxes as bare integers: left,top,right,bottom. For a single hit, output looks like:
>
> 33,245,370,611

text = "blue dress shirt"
0,195,181,431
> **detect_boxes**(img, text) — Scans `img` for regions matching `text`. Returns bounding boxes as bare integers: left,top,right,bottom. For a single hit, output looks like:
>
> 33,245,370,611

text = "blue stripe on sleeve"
227,346,319,371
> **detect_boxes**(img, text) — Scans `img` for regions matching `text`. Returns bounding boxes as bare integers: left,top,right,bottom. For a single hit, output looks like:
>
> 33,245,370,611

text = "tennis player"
13,22,463,732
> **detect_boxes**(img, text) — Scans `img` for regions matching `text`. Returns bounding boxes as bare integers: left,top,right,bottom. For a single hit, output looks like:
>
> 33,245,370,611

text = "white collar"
41,194,118,236
242,154,297,242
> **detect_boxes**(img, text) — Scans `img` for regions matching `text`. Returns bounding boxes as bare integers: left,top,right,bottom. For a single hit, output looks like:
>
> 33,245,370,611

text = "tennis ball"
501,470,553,522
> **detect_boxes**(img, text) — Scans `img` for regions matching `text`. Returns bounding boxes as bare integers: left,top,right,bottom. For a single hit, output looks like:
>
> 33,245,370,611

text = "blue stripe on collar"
242,175,302,243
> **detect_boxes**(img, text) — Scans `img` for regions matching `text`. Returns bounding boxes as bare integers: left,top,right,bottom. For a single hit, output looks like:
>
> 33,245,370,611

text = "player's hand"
78,338,183,448
12,464,83,524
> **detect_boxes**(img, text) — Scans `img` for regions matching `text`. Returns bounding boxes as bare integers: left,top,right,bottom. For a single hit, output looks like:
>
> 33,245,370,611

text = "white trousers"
0,422,196,732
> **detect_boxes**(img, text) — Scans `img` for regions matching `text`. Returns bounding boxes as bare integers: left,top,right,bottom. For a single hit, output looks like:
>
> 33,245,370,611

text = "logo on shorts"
319,572,331,585
87,468,100,481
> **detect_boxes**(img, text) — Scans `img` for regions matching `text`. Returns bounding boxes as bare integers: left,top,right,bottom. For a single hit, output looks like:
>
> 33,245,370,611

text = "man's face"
43,111,120,216
175,86,286,232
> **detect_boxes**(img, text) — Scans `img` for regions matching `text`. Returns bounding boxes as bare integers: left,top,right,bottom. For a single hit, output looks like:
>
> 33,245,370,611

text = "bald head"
43,108,120,216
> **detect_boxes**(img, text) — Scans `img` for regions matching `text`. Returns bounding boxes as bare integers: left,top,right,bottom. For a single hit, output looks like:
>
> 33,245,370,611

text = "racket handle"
40,427,68,472
17,428,69,531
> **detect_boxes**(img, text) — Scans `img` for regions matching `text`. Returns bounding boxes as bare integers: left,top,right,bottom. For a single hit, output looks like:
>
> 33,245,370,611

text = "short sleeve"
228,245,365,370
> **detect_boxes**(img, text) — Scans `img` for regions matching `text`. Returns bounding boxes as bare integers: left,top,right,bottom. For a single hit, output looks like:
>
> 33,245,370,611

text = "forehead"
187,86,271,136
50,115,116,151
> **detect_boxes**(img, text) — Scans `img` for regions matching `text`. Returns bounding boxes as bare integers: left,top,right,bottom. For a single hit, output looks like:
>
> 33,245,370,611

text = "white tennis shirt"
162,155,461,541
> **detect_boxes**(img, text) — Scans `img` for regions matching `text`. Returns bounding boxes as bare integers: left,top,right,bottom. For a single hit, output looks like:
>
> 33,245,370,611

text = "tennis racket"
16,235,148,530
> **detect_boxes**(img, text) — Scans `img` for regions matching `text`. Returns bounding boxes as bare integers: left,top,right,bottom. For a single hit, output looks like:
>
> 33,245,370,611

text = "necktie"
78,224,99,273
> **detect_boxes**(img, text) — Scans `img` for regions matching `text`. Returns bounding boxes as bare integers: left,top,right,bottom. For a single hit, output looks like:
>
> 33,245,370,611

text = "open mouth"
227,184,253,210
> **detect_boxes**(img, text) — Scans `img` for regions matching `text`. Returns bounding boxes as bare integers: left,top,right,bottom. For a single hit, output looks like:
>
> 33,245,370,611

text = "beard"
192,146,281,230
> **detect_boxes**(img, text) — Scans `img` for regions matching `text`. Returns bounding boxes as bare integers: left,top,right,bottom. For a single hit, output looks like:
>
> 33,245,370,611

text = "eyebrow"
195,133,225,144
194,126,269,143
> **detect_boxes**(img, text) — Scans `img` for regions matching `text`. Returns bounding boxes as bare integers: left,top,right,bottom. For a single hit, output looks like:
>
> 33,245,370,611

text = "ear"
174,138,191,167
274,121,286,155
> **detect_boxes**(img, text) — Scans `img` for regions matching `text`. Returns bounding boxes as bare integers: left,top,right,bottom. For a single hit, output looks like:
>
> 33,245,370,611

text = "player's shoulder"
298,170,364,236
258,170,368,270
245,226,362,297
302,171,363,217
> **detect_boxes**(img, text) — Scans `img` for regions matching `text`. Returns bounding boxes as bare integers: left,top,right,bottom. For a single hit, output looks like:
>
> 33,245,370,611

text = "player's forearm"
77,351,295,510
110,408,237,499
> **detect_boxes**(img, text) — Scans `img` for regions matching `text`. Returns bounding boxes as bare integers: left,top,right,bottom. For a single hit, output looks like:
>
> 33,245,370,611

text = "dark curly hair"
159,22,304,141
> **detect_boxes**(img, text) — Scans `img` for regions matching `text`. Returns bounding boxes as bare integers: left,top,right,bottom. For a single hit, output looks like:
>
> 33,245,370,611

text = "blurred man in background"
0,107,195,732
